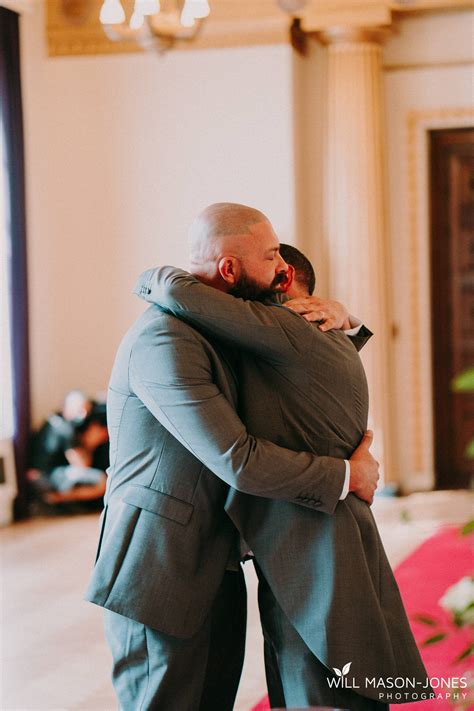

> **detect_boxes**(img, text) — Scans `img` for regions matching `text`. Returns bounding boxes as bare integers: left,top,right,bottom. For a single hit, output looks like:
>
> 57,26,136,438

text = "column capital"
317,25,390,46
299,0,393,35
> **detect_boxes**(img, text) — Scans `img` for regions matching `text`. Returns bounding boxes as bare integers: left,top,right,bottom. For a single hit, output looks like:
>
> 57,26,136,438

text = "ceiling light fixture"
98,0,211,53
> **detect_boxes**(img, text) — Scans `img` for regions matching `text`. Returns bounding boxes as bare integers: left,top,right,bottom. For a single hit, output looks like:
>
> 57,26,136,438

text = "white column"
321,27,397,484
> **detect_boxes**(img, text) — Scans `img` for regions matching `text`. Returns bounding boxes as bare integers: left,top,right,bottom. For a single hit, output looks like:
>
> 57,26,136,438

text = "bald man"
135,203,430,709
85,205,378,709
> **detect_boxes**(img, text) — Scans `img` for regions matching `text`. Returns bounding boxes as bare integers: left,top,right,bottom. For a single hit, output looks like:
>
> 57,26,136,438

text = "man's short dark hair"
279,244,316,295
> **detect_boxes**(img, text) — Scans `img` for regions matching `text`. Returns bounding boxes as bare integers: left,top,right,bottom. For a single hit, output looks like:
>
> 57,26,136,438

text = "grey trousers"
104,569,246,711
256,565,388,711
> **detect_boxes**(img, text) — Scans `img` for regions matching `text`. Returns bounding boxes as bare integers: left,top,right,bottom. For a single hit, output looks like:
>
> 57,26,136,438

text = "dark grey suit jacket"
85,304,349,639
137,267,429,703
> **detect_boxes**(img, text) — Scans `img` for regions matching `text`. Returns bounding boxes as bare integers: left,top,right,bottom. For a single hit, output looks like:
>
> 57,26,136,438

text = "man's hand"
348,431,380,505
284,296,351,331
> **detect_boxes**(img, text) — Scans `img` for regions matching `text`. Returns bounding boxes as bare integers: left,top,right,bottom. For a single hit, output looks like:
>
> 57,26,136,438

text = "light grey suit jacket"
85,304,349,639
137,267,429,703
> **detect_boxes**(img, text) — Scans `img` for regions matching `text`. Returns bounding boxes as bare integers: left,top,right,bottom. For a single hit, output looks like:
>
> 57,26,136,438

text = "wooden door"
430,127,474,489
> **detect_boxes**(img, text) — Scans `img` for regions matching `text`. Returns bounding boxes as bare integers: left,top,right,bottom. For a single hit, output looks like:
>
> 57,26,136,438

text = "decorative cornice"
302,2,392,33
46,0,473,57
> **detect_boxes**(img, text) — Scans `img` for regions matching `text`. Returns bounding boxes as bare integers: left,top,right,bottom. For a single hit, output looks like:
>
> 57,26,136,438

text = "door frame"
401,108,473,491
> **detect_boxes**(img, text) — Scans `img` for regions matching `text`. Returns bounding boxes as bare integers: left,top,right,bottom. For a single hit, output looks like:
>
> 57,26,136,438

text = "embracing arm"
348,325,372,352
130,319,346,514
282,298,372,352
135,267,311,363
135,267,372,361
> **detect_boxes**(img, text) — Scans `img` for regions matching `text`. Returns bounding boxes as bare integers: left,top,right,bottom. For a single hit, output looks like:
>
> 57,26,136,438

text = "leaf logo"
333,662,352,677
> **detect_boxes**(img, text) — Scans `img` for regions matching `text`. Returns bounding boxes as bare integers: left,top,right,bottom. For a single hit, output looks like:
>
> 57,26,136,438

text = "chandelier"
98,0,211,51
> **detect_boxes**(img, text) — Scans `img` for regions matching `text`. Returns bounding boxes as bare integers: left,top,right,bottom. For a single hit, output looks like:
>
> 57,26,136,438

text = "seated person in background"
27,390,109,506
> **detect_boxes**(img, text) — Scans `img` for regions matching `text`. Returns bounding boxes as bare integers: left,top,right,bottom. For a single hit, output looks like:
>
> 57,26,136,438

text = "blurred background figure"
26,390,108,509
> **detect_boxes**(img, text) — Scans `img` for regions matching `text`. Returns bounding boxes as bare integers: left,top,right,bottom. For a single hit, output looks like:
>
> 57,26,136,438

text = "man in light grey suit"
85,204,379,710
137,203,431,709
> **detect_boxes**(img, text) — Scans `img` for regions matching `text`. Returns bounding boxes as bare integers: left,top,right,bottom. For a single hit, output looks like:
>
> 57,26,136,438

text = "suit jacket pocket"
123,485,194,526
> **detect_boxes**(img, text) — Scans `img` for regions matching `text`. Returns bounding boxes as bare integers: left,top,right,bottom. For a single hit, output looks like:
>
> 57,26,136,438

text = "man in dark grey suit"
85,203,379,710
137,203,431,709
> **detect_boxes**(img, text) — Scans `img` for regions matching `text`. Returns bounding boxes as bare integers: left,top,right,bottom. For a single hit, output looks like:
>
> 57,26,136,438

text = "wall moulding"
384,59,474,72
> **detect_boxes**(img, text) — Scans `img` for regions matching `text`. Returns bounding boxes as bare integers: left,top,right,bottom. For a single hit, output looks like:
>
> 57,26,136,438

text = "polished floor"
1,491,472,711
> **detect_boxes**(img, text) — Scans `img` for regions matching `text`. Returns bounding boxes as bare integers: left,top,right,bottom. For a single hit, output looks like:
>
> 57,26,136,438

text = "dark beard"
229,270,287,302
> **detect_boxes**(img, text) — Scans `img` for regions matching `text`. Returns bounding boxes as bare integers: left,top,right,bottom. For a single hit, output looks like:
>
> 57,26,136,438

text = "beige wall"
21,3,296,425
20,4,473,493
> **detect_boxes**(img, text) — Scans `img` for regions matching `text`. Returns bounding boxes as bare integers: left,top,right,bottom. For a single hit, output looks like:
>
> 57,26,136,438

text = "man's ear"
218,256,240,286
280,264,295,293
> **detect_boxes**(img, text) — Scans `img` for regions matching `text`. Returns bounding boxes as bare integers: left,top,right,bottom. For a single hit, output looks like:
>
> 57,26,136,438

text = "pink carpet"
251,525,473,711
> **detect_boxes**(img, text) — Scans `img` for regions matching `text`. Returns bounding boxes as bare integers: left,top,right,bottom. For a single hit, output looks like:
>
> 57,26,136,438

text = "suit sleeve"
349,325,372,352
134,266,313,364
129,320,345,515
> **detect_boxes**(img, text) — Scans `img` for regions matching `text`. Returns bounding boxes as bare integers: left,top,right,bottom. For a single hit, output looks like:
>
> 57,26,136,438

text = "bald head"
187,202,288,296
189,202,270,266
